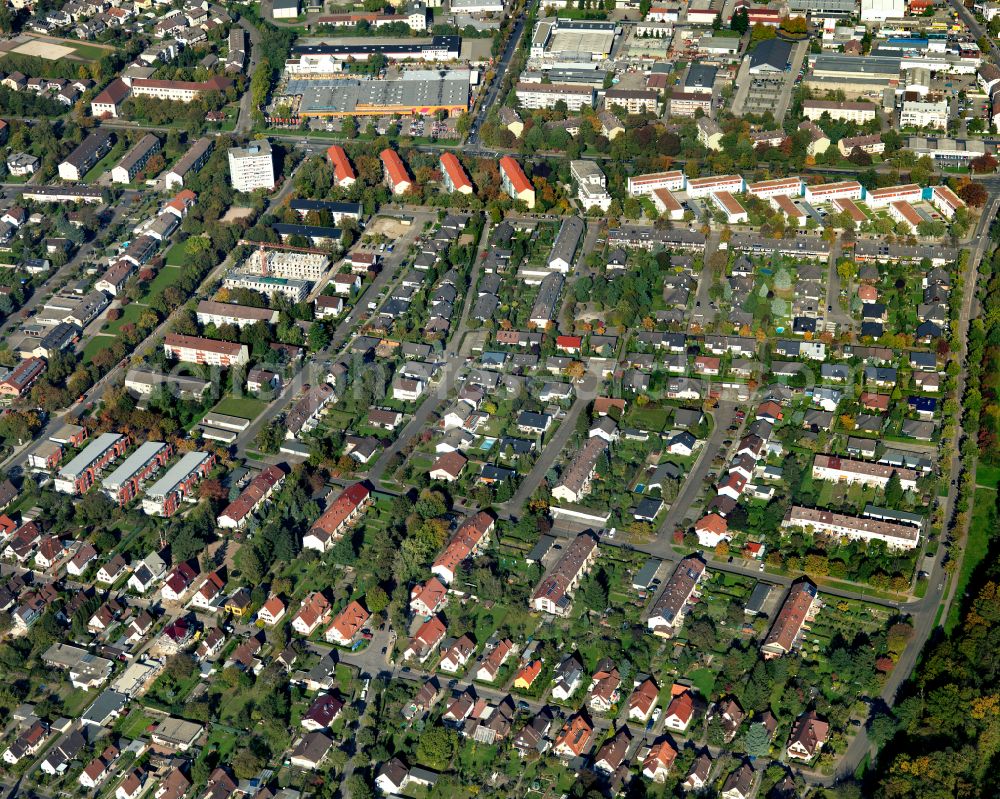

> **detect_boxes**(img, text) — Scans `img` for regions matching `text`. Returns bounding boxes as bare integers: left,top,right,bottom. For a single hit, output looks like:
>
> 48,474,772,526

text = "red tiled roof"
326,145,356,183
500,156,532,194
440,153,471,191
380,149,410,188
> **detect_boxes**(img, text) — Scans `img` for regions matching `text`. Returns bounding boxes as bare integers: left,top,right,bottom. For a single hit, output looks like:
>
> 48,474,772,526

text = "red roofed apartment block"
499,156,535,209
326,145,356,187
380,149,412,195
440,153,473,195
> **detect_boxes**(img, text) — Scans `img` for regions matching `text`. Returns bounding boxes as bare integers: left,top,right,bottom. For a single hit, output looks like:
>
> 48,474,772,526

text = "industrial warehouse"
285,35,461,73
280,69,472,118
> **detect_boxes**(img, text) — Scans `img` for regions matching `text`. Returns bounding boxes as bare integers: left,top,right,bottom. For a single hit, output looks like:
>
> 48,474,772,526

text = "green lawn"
976,463,1000,489
212,396,268,420
946,487,997,632
82,334,116,363
101,302,145,335
626,406,671,432
115,708,155,739
63,687,98,716
143,265,183,302
164,238,205,267
688,667,716,698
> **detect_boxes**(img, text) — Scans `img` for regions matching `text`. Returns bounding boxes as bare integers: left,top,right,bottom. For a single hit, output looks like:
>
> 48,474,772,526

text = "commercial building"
285,70,470,118
900,98,948,130
783,506,920,550
130,76,232,103
163,334,250,368
142,451,214,516
802,100,877,123
272,0,300,18
647,556,706,637
102,441,172,505
111,134,161,184
54,432,128,495
500,156,535,208
196,300,279,328
515,82,595,111
58,130,114,181
165,137,214,190
530,532,599,616
530,18,618,61
570,160,611,211
286,36,461,73
381,149,412,195
860,0,904,21
228,141,275,192
440,153,472,194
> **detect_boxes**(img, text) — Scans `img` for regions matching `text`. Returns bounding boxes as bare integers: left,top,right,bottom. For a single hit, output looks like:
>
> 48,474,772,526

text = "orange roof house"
325,600,370,646
514,660,543,690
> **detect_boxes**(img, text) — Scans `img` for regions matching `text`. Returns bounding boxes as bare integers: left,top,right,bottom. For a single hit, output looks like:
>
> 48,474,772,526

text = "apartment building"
111,134,161,184
165,137,214,189
782,506,920,550
499,156,535,208
530,532,599,616
761,580,822,659
196,300,279,328
54,432,128,495
628,170,686,197
380,149,412,195
647,556,706,637
802,99,877,122
227,141,275,192
668,90,712,117
142,451,214,517
325,145,357,187
440,153,473,195
102,441,172,505
58,130,113,181
812,454,918,490
515,82,595,111
130,76,232,103
223,273,310,303
162,334,250,368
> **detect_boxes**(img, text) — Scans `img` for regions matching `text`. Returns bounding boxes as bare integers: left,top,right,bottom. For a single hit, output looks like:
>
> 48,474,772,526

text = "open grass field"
976,462,1000,489
211,396,268,420
946,486,997,632
82,334,116,363
144,265,182,302
101,302,145,335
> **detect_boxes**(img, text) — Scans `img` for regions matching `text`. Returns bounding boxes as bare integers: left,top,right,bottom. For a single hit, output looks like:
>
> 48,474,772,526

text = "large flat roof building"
286,70,470,117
